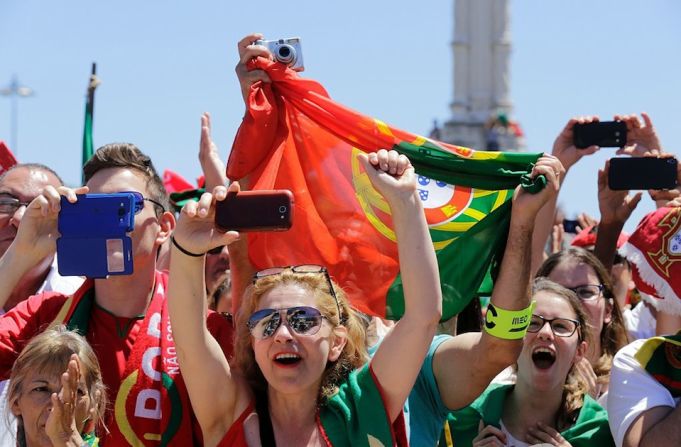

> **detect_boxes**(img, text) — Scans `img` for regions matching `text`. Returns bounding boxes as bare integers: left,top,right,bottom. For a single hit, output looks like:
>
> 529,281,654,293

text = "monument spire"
434,0,523,151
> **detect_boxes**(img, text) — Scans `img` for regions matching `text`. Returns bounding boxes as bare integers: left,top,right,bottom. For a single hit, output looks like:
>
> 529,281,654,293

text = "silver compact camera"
255,37,304,72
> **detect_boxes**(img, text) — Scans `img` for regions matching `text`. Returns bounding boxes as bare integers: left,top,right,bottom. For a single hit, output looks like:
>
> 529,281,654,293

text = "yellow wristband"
484,301,536,340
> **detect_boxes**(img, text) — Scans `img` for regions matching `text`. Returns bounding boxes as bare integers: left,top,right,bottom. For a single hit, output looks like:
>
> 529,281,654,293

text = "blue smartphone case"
57,193,136,278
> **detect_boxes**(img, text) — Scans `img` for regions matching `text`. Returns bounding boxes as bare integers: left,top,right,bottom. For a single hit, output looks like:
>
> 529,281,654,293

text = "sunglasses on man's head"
247,306,326,339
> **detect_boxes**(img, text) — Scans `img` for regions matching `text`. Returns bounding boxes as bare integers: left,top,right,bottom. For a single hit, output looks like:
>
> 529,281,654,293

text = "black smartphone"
573,121,627,149
563,219,579,234
608,157,678,190
214,190,294,232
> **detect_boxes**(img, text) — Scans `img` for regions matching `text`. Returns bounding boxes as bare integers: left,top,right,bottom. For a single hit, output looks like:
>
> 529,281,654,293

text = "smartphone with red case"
214,190,294,232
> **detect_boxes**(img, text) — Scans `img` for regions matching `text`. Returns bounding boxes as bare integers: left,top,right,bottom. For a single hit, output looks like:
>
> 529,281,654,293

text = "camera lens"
278,205,287,213
275,45,295,65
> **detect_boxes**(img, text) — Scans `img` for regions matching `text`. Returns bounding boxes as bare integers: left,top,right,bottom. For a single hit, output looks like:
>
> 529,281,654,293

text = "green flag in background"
82,63,100,182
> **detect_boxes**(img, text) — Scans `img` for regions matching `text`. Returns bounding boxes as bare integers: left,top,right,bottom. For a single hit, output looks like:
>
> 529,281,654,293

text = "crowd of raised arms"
0,33,679,447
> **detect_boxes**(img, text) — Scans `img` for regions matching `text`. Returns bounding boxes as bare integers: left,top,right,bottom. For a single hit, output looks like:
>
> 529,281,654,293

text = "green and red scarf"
50,271,192,446
635,332,681,398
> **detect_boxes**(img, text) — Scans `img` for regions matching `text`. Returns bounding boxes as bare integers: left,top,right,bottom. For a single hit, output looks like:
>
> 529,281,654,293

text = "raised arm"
433,155,563,410
235,33,272,104
198,112,228,191
167,184,245,443
531,117,599,274
593,159,641,271
363,149,442,422
0,185,86,309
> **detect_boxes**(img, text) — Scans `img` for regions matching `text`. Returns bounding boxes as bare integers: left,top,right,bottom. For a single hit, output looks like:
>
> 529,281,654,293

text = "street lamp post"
0,75,34,155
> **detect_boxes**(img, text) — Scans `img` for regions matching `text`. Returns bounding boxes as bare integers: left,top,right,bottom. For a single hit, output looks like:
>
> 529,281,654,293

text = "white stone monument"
432,0,524,151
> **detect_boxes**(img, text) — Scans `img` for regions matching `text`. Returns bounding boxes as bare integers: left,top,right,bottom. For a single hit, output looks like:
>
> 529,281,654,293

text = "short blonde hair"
234,269,368,402
7,326,107,440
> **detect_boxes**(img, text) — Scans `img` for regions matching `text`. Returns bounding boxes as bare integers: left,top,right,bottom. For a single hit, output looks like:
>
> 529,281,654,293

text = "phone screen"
608,157,678,190
573,121,627,149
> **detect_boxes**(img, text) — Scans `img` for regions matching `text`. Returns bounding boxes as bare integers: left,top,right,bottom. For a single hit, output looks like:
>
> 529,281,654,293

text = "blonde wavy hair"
530,278,591,431
7,326,108,445
234,268,368,402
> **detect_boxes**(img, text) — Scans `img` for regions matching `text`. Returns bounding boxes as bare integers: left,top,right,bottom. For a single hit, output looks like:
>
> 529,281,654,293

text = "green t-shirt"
321,362,406,446
440,382,614,447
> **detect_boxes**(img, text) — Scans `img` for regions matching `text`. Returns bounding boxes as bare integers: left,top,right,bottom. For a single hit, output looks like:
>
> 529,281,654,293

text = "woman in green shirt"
444,279,614,447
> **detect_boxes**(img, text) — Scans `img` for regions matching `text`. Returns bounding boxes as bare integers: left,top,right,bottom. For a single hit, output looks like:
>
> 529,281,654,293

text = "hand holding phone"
573,121,627,149
608,157,678,190
214,189,294,232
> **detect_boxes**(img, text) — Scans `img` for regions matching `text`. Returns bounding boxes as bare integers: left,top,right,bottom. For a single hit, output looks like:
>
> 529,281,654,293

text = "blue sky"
1,1,679,231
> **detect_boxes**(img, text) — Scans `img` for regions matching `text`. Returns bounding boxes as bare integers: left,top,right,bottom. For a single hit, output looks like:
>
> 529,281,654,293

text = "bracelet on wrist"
484,301,536,340
170,236,204,257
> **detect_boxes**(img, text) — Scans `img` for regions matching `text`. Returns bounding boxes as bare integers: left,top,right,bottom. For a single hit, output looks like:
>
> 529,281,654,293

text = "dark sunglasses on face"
247,306,326,339
253,265,343,324
527,314,580,337
125,191,166,214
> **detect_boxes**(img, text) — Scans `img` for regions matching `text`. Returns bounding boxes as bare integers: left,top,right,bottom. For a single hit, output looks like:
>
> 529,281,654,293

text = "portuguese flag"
228,59,543,320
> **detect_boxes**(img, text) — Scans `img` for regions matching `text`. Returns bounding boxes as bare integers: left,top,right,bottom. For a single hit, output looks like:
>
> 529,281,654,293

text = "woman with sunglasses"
167,149,441,446
445,279,614,446
535,247,629,401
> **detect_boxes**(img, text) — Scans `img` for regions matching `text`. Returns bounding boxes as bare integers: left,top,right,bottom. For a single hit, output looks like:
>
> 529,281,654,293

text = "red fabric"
0,271,234,446
162,169,195,194
0,141,17,175
623,207,681,312
571,224,629,249
228,58,408,317
0,292,67,379
217,401,256,447
368,363,408,447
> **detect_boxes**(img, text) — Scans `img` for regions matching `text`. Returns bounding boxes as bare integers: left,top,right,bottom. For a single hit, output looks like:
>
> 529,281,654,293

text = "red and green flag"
82,63,99,183
228,59,543,320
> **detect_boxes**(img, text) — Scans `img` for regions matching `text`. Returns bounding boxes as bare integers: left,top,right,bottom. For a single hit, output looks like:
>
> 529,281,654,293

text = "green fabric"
82,74,96,184
387,199,512,320
441,382,614,447
638,332,681,398
320,363,399,447
169,188,206,212
392,139,543,191
82,432,99,446
66,288,95,334
384,142,544,320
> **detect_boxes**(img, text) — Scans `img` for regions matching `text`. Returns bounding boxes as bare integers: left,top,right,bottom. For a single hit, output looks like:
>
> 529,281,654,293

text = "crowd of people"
0,34,679,447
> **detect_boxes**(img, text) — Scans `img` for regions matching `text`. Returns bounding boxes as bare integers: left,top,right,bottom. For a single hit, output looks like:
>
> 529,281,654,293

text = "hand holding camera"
254,37,304,72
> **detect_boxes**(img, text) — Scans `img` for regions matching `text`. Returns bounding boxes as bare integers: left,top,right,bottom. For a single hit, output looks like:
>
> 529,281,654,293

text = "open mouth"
274,353,302,366
531,347,556,370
